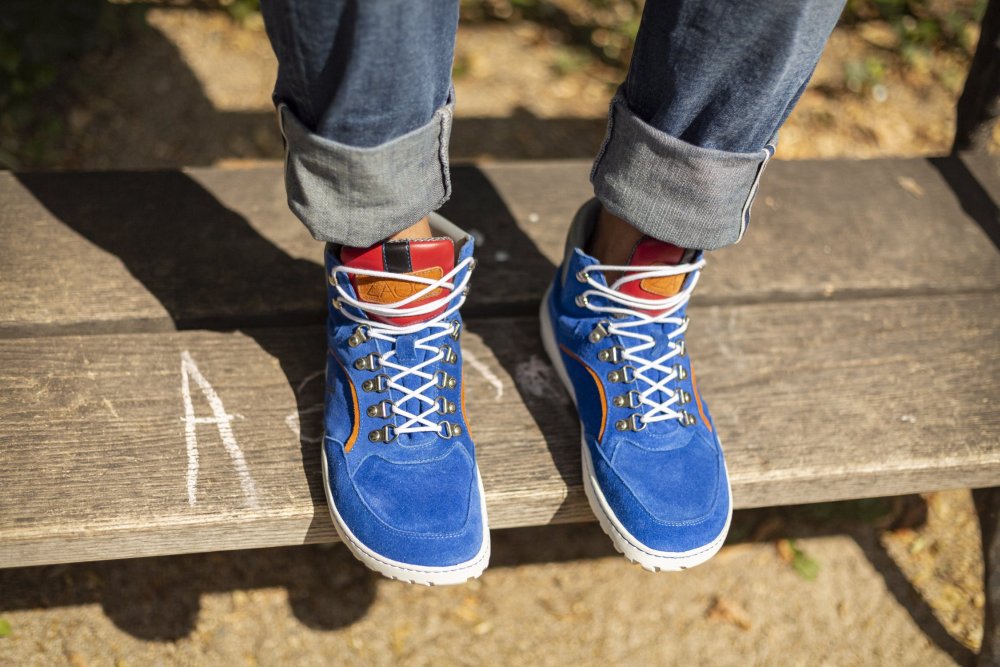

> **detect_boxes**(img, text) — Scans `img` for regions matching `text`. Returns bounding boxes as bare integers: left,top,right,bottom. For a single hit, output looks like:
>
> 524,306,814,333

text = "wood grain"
2,293,998,568
3,158,999,335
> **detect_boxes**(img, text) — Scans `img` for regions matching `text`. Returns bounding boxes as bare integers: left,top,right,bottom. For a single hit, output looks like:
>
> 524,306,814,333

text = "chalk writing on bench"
463,348,504,399
514,354,569,405
285,369,325,444
180,350,260,509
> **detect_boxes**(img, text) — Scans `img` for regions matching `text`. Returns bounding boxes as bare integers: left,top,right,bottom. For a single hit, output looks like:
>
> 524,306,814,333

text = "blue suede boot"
540,199,731,571
323,214,489,584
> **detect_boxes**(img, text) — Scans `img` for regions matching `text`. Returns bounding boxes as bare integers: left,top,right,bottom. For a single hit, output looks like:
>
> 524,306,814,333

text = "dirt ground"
45,4,996,169
0,494,985,666
0,4,992,666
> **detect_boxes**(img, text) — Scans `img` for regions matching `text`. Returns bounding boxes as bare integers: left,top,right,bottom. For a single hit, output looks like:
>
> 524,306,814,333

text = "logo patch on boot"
355,267,445,304
639,274,685,297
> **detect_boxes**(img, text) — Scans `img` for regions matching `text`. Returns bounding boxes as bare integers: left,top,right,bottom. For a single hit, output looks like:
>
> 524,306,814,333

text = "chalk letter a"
180,351,259,509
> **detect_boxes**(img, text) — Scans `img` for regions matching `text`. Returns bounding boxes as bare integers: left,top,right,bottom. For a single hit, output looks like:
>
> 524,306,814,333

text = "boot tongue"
615,237,696,307
341,238,455,325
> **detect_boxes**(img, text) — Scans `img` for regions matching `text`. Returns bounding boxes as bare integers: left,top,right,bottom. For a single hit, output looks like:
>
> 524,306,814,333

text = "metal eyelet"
597,345,625,364
679,411,697,427
354,352,381,371
436,397,457,415
361,374,390,393
366,400,394,419
588,321,610,344
615,414,647,431
347,326,369,348
469,258,478,271
437,421,462,439
575,295,589,308
676,339,687,357
439,344,458,364
674,364,688,380
612,390,641,409
450,320,462,340
677,390,692,405
435,370,457,390
607,365,635,383
369,425,396,443
576,270,589,283
330,298,342,310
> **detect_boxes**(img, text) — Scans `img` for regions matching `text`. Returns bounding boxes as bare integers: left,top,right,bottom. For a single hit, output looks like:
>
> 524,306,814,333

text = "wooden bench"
2,6,999,658
1,155,997,557
0,158,997,551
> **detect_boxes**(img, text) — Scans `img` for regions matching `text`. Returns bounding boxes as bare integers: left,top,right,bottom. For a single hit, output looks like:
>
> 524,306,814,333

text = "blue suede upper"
323,242,485,567
548,247,731,553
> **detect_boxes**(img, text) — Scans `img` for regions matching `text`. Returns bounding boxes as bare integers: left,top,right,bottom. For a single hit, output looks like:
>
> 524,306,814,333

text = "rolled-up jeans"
261,0,843,250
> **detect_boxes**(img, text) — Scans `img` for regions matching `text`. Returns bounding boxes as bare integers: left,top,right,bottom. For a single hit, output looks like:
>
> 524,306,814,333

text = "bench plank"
3,158,999,336
2,292,998,568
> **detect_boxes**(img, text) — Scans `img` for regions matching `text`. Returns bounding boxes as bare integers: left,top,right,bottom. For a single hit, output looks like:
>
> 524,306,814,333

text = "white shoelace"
331,257,474,439
576,255,706,427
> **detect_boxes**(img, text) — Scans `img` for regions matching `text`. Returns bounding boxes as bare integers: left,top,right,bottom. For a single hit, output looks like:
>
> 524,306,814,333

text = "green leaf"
0,618,12,638
789,540,820,581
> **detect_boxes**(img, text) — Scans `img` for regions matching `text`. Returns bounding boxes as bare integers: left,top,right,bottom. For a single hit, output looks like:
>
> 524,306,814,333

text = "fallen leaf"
776,538,795,563
706,597,752,630
897,176,925,198
777,539,820,581
793,549,820,581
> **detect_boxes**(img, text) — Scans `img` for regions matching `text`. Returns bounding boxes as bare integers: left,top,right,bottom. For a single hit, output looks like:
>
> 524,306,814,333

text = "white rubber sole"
539,283,732,572
321,447,491,585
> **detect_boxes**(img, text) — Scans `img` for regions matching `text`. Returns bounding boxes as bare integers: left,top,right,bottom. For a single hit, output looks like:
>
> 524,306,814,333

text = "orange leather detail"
461,380,474,440
689,365,712,433
331,352,360,452
355,267,444,304
559,343,607,441
640,274,685,297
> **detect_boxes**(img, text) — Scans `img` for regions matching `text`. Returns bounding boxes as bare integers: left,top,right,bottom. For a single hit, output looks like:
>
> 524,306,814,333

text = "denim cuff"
590,94,774,250
278,99,454,247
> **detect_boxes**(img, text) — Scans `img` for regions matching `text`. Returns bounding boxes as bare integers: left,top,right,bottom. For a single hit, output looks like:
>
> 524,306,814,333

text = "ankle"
389,216,432,241
586,205,645,283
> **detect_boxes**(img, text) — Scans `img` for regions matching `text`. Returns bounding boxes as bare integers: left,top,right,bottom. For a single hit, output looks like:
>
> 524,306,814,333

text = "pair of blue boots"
323,200,731,584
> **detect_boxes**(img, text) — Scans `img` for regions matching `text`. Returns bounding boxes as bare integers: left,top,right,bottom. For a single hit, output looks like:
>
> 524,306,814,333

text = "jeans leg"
591,0,844,250
261,0,459,246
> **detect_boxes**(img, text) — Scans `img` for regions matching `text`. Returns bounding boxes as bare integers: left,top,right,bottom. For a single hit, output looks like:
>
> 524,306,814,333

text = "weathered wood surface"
2,158,999,568
2,293,998,568
3,157,1000,336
